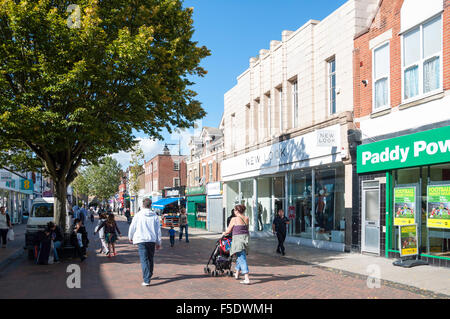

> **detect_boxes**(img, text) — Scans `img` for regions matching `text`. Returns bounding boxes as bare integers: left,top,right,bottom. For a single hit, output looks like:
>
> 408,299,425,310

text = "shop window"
289,171,313,238
392,164,449,259
313,167,345,243
257,177,273,232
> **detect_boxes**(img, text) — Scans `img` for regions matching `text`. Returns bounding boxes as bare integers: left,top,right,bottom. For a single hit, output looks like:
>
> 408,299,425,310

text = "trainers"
240,280,250,285
141,282,150,287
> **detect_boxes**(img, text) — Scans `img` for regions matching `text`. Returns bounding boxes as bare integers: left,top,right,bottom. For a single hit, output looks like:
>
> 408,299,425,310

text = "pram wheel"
211,270,217,277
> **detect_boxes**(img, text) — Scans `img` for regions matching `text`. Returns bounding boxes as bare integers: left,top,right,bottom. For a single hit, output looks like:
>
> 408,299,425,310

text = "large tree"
84,156,122,202
0,0,209,229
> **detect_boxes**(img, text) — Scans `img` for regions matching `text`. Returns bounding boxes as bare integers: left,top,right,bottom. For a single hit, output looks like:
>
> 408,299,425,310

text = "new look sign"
357,126,450,174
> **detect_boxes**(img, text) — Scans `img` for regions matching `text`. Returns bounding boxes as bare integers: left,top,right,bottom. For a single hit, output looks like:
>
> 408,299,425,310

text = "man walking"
178,207,189,243
128,198,161,287
272,209,290,256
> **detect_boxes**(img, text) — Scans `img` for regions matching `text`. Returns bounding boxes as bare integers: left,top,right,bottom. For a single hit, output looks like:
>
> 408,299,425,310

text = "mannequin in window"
316,186,327,232
257,202,263,231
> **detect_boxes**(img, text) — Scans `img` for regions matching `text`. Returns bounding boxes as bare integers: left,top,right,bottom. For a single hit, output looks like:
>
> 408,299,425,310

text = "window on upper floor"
373,42,390,110
402,15,442,102
278,87,283,131
291,80,299,127
202,164,206,177
174,160,180,171
328,58,336,115
173,178,180,188
208,163,213,181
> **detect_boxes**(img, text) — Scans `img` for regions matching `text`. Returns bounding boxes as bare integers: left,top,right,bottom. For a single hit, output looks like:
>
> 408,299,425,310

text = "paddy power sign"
357,126,450,173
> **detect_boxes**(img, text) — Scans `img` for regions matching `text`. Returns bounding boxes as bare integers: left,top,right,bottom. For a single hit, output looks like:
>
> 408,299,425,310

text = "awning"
152,197,182,209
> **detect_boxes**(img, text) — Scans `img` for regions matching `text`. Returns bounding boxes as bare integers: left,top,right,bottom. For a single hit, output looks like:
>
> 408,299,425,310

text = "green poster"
399,224,418,257
427,185,450,229
394,187,416,226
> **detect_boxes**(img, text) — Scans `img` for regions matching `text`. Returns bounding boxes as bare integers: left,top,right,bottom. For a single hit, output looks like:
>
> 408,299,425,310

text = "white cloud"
111,138,163,170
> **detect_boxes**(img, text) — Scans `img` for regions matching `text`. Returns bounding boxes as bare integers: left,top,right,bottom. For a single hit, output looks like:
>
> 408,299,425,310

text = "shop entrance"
362,181,380,255
273,176,285,217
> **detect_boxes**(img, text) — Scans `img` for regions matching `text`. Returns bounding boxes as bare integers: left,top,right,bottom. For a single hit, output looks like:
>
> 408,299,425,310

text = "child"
169,226,176,247
94,213,109,255
95,214,121,258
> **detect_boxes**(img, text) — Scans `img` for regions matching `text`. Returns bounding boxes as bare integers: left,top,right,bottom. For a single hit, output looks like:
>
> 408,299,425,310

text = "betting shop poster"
394,187,416,226
427,185,450,229
399,224,418,257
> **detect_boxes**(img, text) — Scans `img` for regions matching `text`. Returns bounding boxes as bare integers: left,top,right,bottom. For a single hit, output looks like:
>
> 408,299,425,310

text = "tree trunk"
53,178,67,232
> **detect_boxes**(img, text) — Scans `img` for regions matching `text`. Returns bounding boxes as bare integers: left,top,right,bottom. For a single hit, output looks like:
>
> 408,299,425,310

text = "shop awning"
152,197,182,209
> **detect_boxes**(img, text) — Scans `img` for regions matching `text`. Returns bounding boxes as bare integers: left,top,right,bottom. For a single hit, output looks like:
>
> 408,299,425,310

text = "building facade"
222,0,380,252
186,125,225,230
143,149,187,201
354,0,450,266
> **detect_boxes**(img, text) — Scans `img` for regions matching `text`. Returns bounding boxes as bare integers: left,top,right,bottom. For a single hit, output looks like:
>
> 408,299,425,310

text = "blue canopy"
152,197,182,209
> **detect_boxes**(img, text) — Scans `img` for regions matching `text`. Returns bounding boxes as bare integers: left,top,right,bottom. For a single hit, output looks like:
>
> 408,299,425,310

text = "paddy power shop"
357,125,450,267
186,186,207,229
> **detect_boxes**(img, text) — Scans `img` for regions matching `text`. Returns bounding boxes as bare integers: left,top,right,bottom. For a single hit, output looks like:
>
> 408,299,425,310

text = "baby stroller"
204,235,234,277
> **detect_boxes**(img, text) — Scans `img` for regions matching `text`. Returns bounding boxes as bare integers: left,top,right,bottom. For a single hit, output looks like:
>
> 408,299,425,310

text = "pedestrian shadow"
246,273,314,285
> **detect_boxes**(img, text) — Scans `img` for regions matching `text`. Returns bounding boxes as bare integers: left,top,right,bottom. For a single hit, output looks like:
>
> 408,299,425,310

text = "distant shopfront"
0,170,34,224
186,186,207,229
222,124,351,252
357,125,450,267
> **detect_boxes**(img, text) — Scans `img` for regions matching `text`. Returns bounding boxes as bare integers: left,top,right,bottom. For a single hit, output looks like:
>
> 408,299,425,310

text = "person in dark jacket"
46,222,63,263
272,209,290,256
71,219,88,262
226,209,236,228
36,228,52,265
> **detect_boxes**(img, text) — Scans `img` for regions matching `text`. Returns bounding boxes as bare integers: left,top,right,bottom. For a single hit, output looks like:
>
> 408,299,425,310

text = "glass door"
362,181,380,255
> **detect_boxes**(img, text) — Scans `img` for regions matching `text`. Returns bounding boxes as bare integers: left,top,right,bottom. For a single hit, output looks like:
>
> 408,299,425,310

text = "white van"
25,197,73,259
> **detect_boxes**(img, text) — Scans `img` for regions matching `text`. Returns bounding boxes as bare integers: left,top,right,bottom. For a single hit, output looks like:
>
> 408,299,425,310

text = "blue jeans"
179,225,189,242
53,241,62,261
235,251,249,275
138,242,155,284
170,236,175,247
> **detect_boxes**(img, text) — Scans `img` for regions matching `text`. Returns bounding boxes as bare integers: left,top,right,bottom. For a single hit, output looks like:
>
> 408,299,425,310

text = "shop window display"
257,177,272,232
289,172,312,238
313,168,345,243
392,164,450,259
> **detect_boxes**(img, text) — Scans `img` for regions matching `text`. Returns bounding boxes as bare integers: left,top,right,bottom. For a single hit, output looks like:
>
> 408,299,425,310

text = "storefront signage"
427,185,450,229
222,124,341,181
207,182,222,196
20,179,34,192
357,126,450,174
399,224,418,257
0,172,11,181
394,187,416,226
186,186,205,196
317,130,336,147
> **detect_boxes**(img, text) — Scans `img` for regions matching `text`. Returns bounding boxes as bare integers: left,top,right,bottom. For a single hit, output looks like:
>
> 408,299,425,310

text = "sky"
112,0,348,169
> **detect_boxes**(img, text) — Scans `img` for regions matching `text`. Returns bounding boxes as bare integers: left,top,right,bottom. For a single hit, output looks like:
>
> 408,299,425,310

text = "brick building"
353,0,450,266
143,147,187,200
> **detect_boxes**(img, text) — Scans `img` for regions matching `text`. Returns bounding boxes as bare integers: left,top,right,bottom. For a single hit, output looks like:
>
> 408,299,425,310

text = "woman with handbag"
0,206,12,248
222,204,250,285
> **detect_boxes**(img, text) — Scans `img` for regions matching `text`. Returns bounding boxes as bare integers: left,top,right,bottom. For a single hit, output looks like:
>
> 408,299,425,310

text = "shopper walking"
272,209,290,256
94,212,109,255
95,214,121,258
178,207,189,243
0,206,12,248
128,198,162,287
222,204,250,285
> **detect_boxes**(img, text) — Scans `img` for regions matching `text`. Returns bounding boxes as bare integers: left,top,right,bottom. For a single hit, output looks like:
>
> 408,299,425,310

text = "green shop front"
186,186,207,229
357,125,450,267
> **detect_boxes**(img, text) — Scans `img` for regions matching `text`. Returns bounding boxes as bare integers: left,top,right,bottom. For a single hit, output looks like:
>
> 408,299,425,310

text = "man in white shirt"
128,198,161,286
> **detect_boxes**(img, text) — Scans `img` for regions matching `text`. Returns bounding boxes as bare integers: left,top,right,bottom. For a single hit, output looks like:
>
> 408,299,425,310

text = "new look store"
222,124,351,251
357,126,450,267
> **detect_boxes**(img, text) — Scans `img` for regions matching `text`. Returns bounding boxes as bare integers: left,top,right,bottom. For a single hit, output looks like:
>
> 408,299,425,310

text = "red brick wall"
354,0,449,120
156,155,186,190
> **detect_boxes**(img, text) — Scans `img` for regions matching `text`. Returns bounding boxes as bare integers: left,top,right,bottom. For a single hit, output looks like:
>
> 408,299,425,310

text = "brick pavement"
0,215,446,299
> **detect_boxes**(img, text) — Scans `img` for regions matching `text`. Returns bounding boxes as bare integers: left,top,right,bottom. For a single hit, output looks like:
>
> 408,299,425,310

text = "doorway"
362,181,380,255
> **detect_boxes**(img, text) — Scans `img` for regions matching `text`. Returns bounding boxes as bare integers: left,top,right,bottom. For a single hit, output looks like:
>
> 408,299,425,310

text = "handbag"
7,228,14,241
